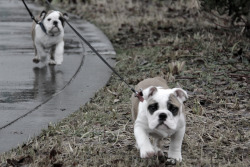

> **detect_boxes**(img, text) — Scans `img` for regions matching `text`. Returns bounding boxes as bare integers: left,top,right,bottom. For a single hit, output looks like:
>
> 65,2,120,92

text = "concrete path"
0,0,115,153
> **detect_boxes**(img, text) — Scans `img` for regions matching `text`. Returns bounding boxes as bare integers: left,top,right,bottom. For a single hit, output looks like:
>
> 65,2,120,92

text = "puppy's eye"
167,103,179,116
47,18,51,21
148,103,158,115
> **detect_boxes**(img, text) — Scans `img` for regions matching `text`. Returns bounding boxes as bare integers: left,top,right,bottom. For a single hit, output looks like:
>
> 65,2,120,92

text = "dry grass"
1,0,250,166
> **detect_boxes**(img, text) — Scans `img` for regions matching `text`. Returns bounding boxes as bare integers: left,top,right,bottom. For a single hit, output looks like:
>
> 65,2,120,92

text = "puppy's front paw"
140,146,155,158
33,57,40,64
55,59,63,65
56,61,62,65
54,55,63,65
48,60,57,65
168,150,182,162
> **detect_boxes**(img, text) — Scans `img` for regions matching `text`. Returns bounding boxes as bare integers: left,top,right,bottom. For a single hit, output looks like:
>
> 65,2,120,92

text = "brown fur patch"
168,94,181,109
168,93,186,117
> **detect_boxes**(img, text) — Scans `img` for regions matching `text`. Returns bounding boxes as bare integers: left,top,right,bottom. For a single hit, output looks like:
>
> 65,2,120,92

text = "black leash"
63,19,144,101
64,17,144,102
22,0,47,34
21,0,144,102
44,0,144,102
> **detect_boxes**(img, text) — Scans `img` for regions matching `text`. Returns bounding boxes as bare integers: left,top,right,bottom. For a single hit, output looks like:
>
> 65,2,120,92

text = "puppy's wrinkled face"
143,87,187,130
43,11,65,36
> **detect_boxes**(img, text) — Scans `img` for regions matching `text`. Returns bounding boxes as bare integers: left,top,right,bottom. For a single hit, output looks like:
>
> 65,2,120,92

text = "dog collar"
38,21,47,34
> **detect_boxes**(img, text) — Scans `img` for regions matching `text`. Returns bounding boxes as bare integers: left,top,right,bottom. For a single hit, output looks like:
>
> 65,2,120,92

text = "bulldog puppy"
32,10,68,65
131,77,188,161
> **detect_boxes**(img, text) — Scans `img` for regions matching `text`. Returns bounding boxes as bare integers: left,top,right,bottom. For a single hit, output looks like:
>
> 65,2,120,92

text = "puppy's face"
40,11,68,36
143,87,187,131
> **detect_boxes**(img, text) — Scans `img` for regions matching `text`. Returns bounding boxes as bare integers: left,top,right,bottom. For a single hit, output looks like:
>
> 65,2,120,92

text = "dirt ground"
0,0,249,166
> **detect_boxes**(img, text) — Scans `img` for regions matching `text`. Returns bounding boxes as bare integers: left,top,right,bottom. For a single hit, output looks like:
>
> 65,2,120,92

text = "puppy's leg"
33,44,39,63
33,44,45,63
153,138,164,156
168,126,185,161
53,40,64,65
134,123,155,158
49,45,57,65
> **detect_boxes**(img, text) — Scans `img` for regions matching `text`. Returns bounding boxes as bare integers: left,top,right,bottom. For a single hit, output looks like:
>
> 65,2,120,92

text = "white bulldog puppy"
32,10,68,65
131,77,188,161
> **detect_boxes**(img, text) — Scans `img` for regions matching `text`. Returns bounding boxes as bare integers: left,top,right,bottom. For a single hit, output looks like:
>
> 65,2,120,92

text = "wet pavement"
0,0,115,153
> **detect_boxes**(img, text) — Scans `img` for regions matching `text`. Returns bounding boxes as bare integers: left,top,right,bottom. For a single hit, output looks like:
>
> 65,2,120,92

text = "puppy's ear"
40,10,47,20
59,13,69,27
143,86,157,100
63,13,69,20
172,88,188,102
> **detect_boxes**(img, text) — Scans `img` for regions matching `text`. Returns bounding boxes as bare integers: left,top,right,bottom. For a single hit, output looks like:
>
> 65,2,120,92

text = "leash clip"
135,88,144,102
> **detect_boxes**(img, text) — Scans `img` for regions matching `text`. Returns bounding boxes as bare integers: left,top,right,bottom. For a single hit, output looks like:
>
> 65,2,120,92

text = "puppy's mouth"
48,26,61,36
156,121,169,129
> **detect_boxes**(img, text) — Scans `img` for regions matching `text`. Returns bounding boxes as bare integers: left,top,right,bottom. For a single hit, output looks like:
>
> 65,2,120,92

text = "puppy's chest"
38,35,62,47
148,128,175,138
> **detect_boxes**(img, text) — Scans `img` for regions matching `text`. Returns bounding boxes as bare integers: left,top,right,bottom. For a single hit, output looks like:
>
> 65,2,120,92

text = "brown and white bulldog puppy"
32,10,68,65
131,77,188,161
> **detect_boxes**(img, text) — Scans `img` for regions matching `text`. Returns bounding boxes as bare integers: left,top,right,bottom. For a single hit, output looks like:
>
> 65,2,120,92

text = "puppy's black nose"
159,113,167,121
53,21,58,26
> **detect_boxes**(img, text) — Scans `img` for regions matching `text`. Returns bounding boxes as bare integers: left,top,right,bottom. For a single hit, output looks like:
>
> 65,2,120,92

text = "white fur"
134,87,187,161
33,11,65,65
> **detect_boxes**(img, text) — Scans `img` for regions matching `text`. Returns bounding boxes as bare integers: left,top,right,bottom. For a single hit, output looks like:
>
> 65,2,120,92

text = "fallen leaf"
7,159,18,166
17,156,33,164
113,99,120,103
7,155,33,166
50,149,61,159
107,88,118,96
